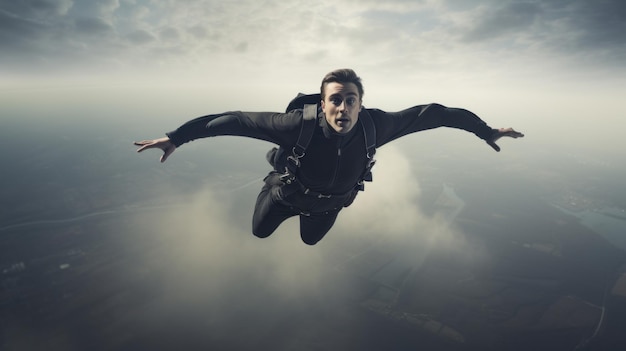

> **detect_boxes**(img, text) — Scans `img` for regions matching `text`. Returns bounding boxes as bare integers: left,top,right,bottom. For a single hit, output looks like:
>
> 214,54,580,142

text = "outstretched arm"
134,137,176,163
485,128,524,152
370,104,524,152
133,111,302,163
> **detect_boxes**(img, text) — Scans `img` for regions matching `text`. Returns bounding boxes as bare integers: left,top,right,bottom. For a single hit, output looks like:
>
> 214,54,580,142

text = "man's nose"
338,100,348,111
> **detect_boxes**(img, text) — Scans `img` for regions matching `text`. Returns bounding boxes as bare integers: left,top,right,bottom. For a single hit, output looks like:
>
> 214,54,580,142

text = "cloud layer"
118,144,471,347
2,0,625,78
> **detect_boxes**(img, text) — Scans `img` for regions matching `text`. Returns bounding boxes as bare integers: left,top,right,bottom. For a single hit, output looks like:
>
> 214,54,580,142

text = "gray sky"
2,0,625,150
2,0,625,80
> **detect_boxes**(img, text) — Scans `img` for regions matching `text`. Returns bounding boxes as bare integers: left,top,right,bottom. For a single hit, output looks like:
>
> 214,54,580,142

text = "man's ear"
320,100,326,112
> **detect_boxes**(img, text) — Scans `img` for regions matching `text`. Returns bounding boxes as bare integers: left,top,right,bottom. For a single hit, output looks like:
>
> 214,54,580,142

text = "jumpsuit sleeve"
165,111,301,147
370,103,497,147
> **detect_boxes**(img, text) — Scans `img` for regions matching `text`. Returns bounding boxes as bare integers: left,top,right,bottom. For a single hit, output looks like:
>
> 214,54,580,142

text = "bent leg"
252,176,295,238
299,210,340,245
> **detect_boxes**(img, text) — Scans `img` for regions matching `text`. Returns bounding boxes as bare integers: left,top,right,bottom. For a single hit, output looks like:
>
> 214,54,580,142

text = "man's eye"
331,97,343,106
346,97,357,106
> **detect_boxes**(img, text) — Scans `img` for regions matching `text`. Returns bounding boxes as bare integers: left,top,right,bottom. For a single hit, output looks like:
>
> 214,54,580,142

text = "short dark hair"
320,68,364,101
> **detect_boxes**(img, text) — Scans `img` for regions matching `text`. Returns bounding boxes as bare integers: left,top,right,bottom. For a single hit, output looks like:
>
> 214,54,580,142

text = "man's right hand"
486,128,524,152
134,137,176,163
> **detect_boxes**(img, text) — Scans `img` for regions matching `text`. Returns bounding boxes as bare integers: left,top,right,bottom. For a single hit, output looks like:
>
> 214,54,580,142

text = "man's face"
321,82,362,134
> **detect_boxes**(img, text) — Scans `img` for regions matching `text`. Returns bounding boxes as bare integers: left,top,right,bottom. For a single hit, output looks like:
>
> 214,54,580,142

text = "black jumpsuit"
166,103,496,245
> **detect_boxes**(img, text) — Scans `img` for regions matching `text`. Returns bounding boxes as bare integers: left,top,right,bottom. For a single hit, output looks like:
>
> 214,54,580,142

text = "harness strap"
359,109,376,185
283,103,377,193
300,182,354,199
360,109,376,159
295,104,318,154
286,104,318,177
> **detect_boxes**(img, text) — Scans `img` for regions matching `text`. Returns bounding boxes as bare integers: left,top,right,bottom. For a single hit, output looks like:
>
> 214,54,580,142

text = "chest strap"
284,104,318,181
282,105,377,192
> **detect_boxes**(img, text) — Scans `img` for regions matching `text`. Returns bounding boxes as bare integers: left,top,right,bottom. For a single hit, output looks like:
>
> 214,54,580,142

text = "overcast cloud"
2,0,625,159
0,0,624,159
2,0,625,81
109,143,473,349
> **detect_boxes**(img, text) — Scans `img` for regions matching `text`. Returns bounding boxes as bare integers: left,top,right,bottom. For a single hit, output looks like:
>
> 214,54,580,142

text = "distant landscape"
2,118,625,350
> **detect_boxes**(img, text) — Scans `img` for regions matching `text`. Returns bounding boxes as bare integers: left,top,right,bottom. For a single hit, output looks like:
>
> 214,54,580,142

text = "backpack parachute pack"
266,93,377,200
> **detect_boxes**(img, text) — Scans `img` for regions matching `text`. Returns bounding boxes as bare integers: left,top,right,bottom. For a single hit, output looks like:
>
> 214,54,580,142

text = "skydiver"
135,68,524,245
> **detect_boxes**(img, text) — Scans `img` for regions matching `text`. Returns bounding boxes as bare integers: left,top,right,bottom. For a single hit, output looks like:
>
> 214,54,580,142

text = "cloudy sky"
3,0,625,86
3,0,625,145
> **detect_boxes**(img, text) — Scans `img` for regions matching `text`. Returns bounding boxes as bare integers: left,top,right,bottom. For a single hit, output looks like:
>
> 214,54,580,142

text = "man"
135,69,523,245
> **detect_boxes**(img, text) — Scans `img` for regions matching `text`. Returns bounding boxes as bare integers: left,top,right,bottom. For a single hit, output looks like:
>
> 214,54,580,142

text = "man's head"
320,69,364,134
